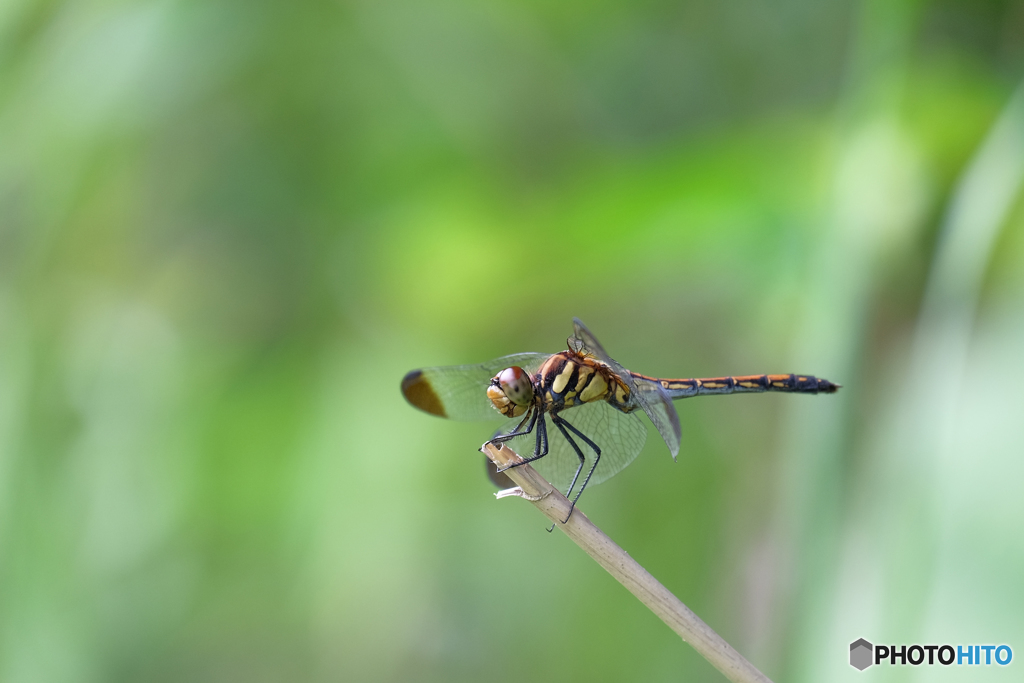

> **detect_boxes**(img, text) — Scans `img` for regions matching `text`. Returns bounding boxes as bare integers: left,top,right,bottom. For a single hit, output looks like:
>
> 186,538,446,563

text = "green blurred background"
2,0,1023,681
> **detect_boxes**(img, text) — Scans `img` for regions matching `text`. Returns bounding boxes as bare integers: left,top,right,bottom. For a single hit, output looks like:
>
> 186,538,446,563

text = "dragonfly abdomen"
637,373,840,400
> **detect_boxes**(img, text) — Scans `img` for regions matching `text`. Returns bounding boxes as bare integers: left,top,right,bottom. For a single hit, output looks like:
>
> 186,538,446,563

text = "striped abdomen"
634,373,840,400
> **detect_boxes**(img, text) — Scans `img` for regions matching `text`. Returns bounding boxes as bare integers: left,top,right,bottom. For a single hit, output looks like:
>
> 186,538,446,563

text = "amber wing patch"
401,370,447,417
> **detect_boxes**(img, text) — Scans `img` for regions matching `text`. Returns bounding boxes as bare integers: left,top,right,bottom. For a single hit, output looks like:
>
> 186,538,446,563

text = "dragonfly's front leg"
496,410,551,473
490,406,536,445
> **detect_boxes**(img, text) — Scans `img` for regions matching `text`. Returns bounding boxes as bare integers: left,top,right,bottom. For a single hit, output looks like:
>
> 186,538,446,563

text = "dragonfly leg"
495,410,551,472
552,419,585,501
550,413,602,524
519,413,550,463
490,406,536,444
538,410,548,456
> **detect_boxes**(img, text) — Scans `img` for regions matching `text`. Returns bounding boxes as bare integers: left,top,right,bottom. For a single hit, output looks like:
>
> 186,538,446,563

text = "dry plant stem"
481,442,773,683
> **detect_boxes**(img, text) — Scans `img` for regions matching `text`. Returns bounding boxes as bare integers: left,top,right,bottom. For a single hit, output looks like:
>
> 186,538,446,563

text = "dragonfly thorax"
537,351,632,411
487,366,535,417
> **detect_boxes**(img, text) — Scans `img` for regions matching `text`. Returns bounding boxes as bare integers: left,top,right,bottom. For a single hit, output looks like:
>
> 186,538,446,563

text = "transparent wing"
495,401,647,493
402,353,551,421
631,376,681,459
572,318,681,458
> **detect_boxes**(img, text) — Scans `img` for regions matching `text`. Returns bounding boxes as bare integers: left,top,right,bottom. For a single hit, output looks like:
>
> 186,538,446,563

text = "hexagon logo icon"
850,638,873,670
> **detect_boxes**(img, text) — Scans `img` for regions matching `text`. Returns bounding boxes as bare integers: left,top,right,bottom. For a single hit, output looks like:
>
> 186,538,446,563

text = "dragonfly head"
487,366,534,417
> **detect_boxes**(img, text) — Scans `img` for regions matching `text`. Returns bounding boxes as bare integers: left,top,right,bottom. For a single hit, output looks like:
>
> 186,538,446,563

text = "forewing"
402,353,550,421
495,401,647,494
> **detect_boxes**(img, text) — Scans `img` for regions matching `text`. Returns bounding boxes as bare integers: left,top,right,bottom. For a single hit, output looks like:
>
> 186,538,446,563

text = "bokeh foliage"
1,0,1023,681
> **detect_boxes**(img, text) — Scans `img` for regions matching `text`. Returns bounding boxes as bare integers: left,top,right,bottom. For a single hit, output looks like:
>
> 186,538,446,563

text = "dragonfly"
402,318,839,521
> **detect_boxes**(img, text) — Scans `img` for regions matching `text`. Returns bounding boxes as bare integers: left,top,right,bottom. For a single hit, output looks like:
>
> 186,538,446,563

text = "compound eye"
497,366,534,406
